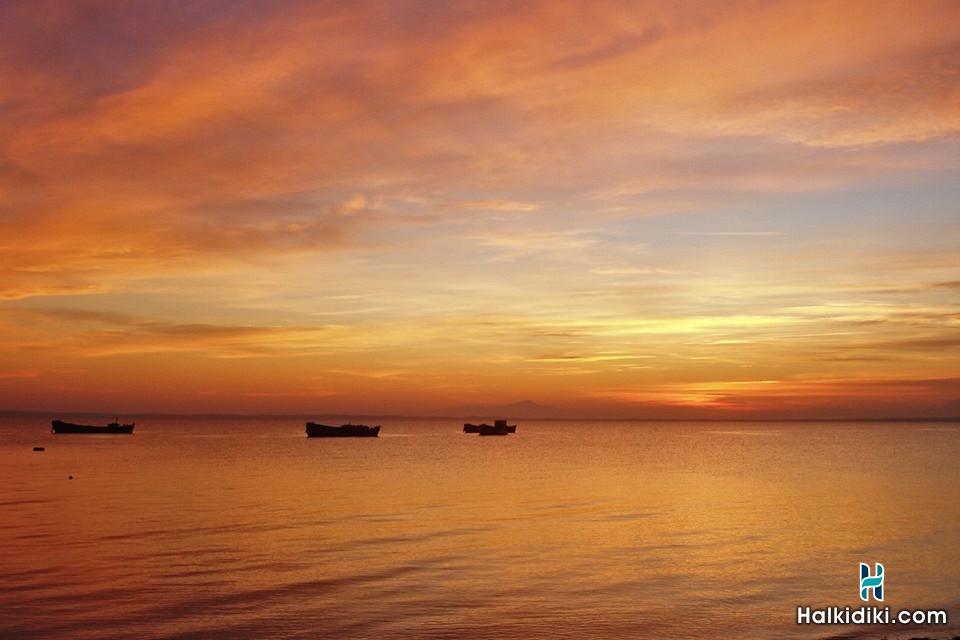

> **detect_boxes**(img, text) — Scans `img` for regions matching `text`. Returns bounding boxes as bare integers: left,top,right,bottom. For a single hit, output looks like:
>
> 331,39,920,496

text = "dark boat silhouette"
466,419,517,434
51,420,134,434
478,419,516,436
306,422,380,438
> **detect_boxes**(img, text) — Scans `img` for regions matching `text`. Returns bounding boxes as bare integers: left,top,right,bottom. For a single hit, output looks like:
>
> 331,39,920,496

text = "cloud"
445,200,540,212
0,369,41,379
0,190,389,301
675,232,782,237
586,376,960,416
860,336,960,352
0,307,338,358
528,353,653,363
4,3,957,233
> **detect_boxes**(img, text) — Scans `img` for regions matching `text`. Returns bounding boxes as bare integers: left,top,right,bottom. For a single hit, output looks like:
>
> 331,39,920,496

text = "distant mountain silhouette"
446,400,564,419
940,399,960,417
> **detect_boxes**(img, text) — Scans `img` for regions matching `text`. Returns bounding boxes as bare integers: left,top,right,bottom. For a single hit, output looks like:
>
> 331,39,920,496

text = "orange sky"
1,1,958,418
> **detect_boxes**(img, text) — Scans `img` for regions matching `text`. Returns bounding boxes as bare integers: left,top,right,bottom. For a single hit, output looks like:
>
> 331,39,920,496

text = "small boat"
306,422,380,438
51,420,134,434
466,419,516,434
478,420,516,436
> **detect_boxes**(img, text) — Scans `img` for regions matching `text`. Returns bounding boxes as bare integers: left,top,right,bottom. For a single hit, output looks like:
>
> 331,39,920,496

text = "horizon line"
3,409,959,424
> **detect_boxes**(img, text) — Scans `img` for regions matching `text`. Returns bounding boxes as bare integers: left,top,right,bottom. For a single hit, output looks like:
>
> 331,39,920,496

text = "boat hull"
306,422,380,438
51,420,134,434
478,424,511,436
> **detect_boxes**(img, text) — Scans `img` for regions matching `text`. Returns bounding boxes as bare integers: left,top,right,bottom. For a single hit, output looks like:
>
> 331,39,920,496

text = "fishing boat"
51,420,134,434
468,419,517,435
478,420,516,436
306,422,380,438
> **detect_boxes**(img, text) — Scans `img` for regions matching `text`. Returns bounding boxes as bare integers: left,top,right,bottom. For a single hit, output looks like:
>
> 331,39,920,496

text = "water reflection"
1,418,957,638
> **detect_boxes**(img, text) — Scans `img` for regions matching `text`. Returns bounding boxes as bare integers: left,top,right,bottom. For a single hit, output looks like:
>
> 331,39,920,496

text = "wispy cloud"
674,232,782,237
0,307,341,358
0,369,41,379
444,200,541,212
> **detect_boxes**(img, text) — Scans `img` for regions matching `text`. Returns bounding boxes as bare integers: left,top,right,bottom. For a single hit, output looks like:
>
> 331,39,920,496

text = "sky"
1,0,958,418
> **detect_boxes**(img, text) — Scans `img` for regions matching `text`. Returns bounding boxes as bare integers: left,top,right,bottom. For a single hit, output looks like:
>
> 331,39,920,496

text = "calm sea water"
1,417,957,639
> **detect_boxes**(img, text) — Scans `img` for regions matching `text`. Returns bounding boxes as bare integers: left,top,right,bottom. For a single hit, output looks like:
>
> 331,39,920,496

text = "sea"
1,416,958,639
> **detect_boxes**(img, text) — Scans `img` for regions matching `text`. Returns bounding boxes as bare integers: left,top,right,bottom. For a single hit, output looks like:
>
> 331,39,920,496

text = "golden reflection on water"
1,418,958,639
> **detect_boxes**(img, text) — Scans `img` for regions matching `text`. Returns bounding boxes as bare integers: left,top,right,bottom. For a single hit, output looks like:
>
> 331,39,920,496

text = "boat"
51,419,134,434
479,423,510,436
468,419,517,435
306,422,380,438
498,419,517,434
478,420,516,436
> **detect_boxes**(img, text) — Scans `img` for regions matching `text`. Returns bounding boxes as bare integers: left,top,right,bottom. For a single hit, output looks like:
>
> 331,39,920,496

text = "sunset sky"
1,1,958,418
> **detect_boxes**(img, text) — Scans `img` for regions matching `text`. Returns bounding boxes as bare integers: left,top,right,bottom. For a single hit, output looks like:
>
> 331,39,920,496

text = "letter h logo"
859,563,884,602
